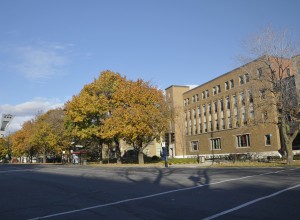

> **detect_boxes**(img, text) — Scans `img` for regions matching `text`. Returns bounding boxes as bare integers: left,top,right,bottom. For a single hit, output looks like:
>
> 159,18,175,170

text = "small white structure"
0,114,14,137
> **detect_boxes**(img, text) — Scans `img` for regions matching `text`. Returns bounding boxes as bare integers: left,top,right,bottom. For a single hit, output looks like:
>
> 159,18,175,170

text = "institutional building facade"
166,55,300,159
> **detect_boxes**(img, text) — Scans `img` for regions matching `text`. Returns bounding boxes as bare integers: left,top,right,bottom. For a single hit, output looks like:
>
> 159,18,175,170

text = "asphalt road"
0,164,299,220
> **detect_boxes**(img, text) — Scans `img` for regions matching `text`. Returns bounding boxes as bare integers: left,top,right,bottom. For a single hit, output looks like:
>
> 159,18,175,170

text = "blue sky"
1,0,300,133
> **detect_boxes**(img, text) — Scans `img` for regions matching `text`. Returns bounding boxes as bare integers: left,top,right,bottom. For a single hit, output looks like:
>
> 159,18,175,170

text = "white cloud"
14,45,69,81
0,98,64,134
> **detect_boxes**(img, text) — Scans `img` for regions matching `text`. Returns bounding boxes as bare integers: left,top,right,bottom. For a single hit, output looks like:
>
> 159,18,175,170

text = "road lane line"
0,169,33,174
202,183,300,220
27,168,296,220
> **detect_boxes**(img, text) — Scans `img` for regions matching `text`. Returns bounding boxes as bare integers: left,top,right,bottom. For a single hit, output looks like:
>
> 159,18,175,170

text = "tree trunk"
98,143,103,164
115,142,122,164
138,151,144,164
286,142,293,165
43,148,46,163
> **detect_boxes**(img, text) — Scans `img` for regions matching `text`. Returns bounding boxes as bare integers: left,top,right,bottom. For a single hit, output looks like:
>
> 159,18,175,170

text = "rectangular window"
211,138,221,150
196,94,199,102
240,92,245,106
185,123,188,135
220,99,224,111
233,95,237,107
228,117,232,128
242,111,246,125
257,68,263,80
217,85,221,93
208,103,211,114
239,75,244,85
203,105,206,116
250,106,255,119
214,101,218,113
225,81,229,90
213,86,216,95
199,122,202,133
237,134,250,147
191,141,199,151
265,134,271,146
202,91,205,99
248,90,253,103
221,118,225,129
209,121,213,131
230,79,234,88
235,115,239,127
197,107,201,117
215,119,219,130
206,90,209,98
226,96,230,109
245,73,250,83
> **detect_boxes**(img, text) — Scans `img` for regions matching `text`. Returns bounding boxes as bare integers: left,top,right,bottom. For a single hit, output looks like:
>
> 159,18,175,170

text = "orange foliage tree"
65,70,170,164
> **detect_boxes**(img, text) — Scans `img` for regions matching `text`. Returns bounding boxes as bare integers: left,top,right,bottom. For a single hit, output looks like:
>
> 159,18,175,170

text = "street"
0,164,299,220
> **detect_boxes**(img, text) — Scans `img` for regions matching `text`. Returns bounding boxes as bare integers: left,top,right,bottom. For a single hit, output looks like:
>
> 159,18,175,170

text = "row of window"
190,134,272,151
184,76,248,106
256,67,290,80
186,91,253,118
184,91,255,135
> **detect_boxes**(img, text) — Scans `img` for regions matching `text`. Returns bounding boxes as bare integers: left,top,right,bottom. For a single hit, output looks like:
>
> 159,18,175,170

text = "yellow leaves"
108,78,169,147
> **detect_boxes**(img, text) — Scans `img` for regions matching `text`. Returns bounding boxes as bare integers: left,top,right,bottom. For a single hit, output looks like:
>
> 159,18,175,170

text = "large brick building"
166,55,300,159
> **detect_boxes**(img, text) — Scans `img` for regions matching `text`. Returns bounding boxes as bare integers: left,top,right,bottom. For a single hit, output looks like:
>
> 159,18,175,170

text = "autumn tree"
0,137,9,161
241,26,300,164
65,70,170,164
64,70,124,163
110,79,170,164
31,108,67,163
11,120,38,163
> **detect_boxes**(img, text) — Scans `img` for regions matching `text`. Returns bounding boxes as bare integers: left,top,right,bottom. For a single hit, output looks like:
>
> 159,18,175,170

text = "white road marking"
202,183,300,220
0,169,32,174
27,168,298,220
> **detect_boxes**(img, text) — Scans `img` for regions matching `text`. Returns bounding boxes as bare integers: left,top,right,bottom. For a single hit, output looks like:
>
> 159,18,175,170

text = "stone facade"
166,56,300,158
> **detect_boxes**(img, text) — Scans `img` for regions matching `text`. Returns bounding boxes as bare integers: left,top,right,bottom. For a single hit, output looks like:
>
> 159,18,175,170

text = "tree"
111,79,170,164
0,137,9,161
65,70,170,164
241,26,300,164
64,70,124,163
11,120,38,163
10,109,68,163
31,108,67,163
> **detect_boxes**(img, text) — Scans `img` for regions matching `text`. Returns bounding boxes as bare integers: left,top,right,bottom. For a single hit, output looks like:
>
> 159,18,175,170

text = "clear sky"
1,0,300,133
